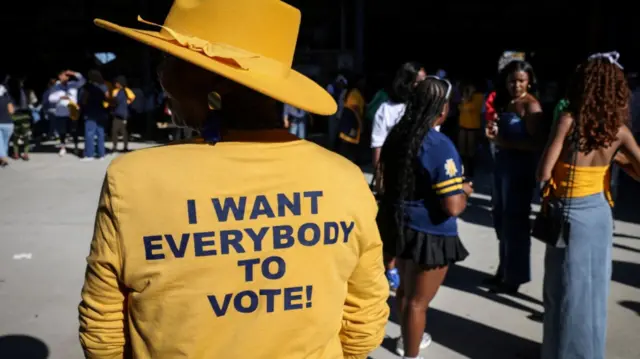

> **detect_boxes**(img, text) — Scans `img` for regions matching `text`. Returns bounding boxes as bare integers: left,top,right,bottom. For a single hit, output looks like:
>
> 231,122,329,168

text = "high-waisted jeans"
542,192,612,359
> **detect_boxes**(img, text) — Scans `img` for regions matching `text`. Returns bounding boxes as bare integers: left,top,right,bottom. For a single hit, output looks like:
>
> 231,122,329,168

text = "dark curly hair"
566,57,631,153
380,78,450,234
388,61,423,104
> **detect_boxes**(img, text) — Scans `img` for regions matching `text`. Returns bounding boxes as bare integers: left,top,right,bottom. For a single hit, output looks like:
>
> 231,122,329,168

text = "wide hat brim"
94,19,337,116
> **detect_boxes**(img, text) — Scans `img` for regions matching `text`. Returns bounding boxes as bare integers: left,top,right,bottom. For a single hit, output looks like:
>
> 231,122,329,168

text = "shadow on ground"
0,335,49,359
385,296,540,359
619,300,640,316
444,264,544,319
614,233,640,240
613,243,640,254
612,260,640,290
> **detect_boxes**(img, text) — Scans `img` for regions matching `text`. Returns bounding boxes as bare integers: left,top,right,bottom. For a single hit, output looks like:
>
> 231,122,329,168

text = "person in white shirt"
48,70,85,156
371,62,426,172
371,61,426,292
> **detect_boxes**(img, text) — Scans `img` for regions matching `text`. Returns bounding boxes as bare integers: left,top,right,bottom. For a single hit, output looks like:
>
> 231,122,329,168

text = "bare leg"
401,261,449,358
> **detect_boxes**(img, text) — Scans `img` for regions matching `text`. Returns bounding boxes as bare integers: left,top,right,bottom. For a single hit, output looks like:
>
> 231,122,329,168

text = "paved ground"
1,143,640,359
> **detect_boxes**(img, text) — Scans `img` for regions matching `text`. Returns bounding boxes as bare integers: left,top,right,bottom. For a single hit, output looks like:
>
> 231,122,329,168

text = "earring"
208,91,222,110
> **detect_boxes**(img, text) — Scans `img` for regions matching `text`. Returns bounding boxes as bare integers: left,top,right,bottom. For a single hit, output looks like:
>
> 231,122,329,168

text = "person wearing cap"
78,1,389,358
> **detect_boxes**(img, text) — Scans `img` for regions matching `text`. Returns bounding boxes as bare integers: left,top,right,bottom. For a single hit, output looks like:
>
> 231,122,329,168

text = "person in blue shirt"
378,77,472,359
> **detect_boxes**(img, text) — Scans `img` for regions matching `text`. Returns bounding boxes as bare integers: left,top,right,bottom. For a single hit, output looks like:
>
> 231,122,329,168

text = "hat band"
136,16,290,78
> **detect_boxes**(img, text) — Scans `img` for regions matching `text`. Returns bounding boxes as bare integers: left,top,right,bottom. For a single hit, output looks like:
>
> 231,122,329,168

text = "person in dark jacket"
111,75,135,152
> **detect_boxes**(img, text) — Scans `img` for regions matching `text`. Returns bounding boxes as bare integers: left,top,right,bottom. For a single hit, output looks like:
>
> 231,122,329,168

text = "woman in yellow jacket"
337,77,366,163
457,81,484,177
78,1,389,358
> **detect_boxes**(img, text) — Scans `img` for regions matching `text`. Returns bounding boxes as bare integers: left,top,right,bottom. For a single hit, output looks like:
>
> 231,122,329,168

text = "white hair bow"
588,51,624,69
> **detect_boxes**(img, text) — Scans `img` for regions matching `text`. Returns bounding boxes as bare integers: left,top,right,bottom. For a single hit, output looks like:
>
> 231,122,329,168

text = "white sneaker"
80,157,94,162
58,147,66,156
98,157,105,161
396,333,432,357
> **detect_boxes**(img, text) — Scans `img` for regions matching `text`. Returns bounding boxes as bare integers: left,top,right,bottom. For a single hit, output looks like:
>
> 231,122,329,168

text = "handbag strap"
559,121,581,219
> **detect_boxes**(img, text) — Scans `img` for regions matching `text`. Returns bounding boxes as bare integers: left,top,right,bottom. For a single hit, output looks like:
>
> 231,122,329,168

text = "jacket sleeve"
340,188,389,359
78,174,127,359
125,88,136,104
71,72,87,89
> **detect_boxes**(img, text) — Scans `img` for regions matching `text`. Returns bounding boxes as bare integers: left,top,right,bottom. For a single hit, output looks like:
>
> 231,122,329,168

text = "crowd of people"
0,70,138,165
366,52,640,358
4,1,640,359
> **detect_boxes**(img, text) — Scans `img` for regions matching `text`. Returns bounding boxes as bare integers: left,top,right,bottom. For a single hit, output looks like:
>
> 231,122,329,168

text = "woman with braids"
371,61,426,290
537,52,640,359
484,60,545,293
378,77,472,359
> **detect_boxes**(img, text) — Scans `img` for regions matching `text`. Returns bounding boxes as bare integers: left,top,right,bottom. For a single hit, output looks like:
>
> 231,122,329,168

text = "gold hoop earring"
208,91,222,110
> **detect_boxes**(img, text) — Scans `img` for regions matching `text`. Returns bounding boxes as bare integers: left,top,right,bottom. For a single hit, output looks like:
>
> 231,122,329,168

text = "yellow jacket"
79,130,389,359
458,93,484,130
111,87,136,104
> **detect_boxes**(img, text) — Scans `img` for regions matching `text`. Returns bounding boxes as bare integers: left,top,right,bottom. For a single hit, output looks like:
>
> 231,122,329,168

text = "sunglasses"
426,75,452,100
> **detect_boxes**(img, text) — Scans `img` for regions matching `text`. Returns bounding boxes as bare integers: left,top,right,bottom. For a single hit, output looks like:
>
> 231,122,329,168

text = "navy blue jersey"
402,130,464,236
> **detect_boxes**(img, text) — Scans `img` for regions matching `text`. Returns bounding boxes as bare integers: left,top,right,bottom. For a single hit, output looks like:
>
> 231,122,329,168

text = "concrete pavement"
1,144,639,359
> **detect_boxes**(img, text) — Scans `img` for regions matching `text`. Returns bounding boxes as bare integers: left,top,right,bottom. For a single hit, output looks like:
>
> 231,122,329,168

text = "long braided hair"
380,78,451,235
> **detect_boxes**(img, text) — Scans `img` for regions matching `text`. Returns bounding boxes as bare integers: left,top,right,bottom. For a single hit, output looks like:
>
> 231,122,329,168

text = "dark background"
1,0,636,92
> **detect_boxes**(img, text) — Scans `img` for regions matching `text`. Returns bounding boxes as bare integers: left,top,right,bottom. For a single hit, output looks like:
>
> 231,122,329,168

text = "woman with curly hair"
537,52,640,359
378,77,472,358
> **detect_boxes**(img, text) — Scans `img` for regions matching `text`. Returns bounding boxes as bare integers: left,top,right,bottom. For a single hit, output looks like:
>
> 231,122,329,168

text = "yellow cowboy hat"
94,0,336,115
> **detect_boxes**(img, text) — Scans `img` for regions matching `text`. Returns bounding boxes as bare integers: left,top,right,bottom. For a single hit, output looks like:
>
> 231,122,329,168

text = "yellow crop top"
548,162,613,206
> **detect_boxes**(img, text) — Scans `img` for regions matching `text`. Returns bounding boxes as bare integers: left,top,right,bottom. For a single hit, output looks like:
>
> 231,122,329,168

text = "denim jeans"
542,193,612,359
0,123,14,158
84,116,106,158
289,117,307,139
492,147,537,285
